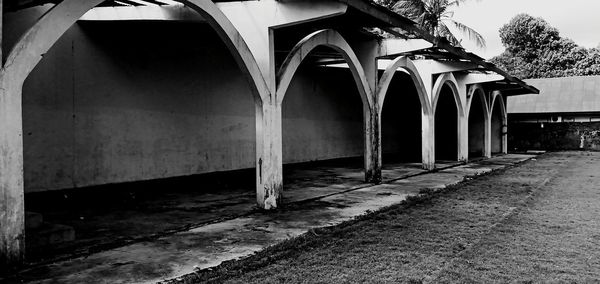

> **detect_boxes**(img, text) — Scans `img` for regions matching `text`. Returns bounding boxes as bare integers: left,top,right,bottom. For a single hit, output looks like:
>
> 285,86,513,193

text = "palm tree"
392,0,486,48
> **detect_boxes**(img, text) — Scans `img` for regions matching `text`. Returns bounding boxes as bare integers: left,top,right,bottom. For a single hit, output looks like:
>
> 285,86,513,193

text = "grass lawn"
168,152,600,283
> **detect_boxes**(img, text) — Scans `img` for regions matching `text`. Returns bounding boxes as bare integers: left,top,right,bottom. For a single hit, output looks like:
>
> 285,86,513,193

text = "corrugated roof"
508,76,600,114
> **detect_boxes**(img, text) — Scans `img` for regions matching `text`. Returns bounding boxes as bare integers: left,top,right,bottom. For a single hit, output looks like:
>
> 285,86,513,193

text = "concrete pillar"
484,114,492,158
0,75,26,269
502,98,508,154
422,112,435,170
364,106,381,183
458,113,468,162
355,41,380,183
255,100,283,210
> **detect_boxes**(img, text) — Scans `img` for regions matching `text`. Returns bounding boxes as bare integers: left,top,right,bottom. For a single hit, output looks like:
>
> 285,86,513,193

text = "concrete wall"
282,65,364,163
381,72,422,163
508,121,600,151
21,20,369,193
23,21,258,192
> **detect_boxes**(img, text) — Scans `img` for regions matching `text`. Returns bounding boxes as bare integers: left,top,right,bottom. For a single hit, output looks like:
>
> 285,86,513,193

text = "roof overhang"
337,0,539,96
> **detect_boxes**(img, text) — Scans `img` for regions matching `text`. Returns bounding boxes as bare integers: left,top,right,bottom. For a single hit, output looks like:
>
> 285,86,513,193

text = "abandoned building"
508,75,600,151
0,0,538,269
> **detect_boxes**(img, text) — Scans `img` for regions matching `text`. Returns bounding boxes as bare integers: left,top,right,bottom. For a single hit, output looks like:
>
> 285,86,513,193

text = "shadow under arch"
467,84,489,158
377,57,431,164
490,91,507,154
376,56,432,116
432,73,464,161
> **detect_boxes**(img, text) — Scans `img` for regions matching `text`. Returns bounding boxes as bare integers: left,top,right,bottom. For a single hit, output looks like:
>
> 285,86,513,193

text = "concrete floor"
5,155,530,283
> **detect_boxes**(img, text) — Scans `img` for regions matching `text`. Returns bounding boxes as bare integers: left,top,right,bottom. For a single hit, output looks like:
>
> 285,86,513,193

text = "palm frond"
392,0,426,20
447,19,487,48
437,22,462,47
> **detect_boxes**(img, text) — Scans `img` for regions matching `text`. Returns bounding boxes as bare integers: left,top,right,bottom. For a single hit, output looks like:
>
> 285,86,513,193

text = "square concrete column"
502,122,508,154
355,41,381,184
457,114,468,162
421,112,435,170
0,77,26,269
364,105,381,183
255,101,283,210
484,115,492,158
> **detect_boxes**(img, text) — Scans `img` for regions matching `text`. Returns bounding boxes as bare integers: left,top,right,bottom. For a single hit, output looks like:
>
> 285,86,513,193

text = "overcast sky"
449,0,600,59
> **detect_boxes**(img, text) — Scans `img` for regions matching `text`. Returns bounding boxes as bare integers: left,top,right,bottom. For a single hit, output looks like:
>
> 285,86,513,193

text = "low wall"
508,122,600,151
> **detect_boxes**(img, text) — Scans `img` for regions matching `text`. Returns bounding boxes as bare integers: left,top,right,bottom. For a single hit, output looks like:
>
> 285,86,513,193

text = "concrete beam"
80,4,205,21
459,73,505,85
414,59,481,75
218,0,347,92
378,38,432,57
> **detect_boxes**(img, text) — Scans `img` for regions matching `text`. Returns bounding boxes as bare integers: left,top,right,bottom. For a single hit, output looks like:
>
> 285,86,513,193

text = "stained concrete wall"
282,65,364,163
381,72,422,163
21,20,369,193
23,21,258,192
508,121,600,151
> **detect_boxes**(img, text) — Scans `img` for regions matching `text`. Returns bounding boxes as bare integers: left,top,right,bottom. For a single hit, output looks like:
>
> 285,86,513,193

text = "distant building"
509,76,600,124
508,76,600,151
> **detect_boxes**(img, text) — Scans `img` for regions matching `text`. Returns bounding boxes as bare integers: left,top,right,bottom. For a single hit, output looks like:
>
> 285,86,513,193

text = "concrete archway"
490,91,507,154
376,56,431,115
276,29,376,183
0,0,269,265
432,74,464,162
3,0,269,103
467,85,489,159
276,29,373,109
377,57,431,165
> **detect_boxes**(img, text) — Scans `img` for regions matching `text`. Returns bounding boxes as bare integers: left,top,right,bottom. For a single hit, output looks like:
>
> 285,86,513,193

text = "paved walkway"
6,155,532,283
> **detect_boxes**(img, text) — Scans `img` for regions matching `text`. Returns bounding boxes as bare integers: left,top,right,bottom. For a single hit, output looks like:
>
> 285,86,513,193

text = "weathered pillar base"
484,115,492,158
365,106,382,184
255,101,283,210
0,77,26,269
458,113,469,162
422,112,435,170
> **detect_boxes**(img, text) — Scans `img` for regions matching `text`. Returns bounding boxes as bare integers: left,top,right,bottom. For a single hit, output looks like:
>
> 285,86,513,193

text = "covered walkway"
3,154,532,283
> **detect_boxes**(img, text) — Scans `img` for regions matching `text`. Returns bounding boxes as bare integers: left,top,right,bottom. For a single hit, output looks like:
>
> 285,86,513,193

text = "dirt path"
189,152,600,283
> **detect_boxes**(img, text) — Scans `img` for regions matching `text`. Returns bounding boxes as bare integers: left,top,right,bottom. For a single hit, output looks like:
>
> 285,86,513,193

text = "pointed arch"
490,90,508,154
490,90,507,120
376,56,432,116
2,0,269,105
467,84,489,121
276,29,373,110
432,72,465,117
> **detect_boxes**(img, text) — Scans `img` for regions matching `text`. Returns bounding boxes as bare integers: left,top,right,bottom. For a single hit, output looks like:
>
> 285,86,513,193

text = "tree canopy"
491,14,600,79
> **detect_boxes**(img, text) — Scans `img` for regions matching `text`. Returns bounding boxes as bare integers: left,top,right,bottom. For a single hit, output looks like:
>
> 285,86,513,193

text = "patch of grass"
166,153,592,284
